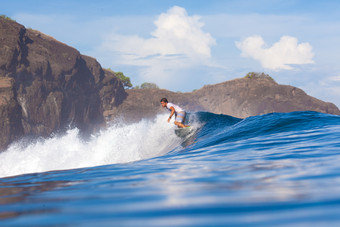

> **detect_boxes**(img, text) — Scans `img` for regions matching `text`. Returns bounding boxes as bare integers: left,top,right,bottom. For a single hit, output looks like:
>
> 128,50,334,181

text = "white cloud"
99,6,216,88
236,35,314,70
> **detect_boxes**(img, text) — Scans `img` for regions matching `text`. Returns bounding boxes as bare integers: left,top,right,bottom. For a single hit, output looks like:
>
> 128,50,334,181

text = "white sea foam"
0,114,182,178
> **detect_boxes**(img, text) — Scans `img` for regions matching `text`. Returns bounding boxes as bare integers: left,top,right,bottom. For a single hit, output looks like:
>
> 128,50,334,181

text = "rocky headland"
0,17,126,150
108,75,340,123
1,17,339,150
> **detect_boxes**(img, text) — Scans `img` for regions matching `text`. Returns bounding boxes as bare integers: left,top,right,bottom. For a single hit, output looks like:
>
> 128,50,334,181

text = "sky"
2,0,340,108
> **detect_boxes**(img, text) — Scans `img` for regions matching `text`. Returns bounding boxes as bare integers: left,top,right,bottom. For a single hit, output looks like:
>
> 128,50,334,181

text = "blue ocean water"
0,111,340,226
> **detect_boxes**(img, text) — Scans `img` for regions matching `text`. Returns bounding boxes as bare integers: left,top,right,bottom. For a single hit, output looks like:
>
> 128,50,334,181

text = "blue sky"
2,0,340,108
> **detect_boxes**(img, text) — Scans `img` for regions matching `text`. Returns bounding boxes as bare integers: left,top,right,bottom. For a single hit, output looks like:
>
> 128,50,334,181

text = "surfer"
160,98,189,128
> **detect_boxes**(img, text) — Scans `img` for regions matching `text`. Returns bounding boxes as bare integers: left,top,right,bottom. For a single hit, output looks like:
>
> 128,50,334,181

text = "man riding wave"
160,98,189,128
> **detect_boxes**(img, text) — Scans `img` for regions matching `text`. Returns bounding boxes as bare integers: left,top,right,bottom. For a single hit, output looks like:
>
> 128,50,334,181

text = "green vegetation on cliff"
0,15,16,22
115,72,132,89
245,72,275,82
135,82,159,89
106,69,132,89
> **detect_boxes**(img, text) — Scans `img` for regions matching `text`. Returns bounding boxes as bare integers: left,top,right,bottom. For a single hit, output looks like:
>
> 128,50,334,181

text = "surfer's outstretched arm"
168,107,175,123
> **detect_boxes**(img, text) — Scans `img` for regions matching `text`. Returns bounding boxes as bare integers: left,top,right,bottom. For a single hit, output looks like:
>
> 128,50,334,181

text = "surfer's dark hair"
160,98,168,103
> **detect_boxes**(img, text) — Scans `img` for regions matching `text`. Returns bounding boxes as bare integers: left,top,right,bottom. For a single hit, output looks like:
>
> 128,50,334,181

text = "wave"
0,114,183,178
0,111,339,178
189,111,340,150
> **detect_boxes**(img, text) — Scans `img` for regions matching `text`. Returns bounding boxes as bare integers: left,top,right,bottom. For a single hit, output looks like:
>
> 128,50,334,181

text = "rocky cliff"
108,76,340,122
0,17,126,150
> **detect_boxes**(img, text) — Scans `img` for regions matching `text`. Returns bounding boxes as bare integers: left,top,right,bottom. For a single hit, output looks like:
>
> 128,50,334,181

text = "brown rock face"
109,77,340,123
107,88,201,123
193,77,340,118
0,77,23,148
0,17,126,150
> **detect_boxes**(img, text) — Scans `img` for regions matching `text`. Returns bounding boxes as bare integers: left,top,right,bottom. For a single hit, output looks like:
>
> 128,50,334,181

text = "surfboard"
175,126,194,138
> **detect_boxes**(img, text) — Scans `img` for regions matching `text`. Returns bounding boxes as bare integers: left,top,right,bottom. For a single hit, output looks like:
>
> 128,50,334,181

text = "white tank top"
166,102,184,113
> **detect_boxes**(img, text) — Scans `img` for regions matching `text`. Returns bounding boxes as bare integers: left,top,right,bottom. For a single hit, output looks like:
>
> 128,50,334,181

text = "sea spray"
0,114,182,178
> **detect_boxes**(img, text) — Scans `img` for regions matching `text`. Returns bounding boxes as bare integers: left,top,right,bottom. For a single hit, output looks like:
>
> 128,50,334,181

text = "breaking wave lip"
0,114,183,178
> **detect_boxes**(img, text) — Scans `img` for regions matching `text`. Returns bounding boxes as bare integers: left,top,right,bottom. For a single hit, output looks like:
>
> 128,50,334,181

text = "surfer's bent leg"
174,111,189,128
